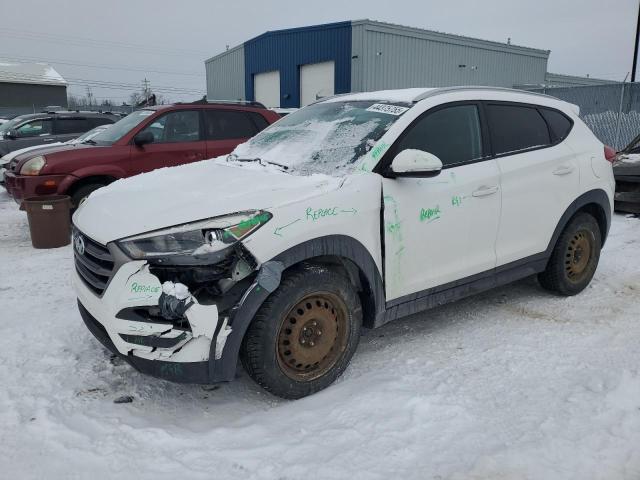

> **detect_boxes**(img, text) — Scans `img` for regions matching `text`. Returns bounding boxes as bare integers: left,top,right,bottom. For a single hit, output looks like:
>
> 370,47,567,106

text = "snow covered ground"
1,189,639,480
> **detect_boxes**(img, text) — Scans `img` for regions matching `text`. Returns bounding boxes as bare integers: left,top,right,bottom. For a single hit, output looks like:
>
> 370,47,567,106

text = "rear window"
55,118,89,135
540,108,572,142
487,104,551,155
205,110,257,140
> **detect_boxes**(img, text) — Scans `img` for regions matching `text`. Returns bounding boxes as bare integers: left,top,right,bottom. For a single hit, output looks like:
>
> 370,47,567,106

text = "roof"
0,62,66,86
321,86,564,105
205,19,550,64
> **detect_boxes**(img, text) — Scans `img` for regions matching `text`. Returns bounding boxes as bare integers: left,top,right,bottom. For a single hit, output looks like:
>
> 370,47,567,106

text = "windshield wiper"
226,154,289,170
82,139,97,145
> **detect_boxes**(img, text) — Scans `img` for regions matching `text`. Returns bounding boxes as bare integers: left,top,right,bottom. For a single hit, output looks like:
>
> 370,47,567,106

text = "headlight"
118,211,272,259
19,155,46,175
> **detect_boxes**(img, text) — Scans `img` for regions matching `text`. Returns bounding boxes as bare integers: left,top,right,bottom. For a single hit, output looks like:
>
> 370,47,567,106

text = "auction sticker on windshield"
366,104,409,115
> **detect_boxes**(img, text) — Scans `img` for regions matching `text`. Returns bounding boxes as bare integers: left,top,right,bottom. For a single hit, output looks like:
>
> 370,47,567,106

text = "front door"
10,118,55,152
131,109,206,173
381,103,501,301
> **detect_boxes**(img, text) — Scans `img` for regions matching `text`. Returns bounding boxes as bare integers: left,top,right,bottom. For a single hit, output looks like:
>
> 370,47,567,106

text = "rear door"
487,102,580,266
381,102,502,300
203,109,260,158
53,117,90,142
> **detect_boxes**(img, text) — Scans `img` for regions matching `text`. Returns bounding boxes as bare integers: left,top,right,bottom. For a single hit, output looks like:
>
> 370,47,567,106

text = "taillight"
604,145,617,163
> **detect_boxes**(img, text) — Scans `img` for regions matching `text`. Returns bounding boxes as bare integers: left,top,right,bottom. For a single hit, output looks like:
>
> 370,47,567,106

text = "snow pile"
1,190,640,479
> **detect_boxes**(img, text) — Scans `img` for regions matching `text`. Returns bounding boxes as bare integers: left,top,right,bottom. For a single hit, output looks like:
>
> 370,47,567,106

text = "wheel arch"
65,174,118,197
546,189,612,256
210,235,385,383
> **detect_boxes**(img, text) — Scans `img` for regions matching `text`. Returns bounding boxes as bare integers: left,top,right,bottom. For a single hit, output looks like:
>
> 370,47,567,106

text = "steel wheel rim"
565,230,593,280
276,292,350,381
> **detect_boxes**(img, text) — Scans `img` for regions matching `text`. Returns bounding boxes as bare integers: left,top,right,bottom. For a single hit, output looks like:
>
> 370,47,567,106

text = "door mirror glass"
134,130,155,146
6,129,18,139
389,149,443,177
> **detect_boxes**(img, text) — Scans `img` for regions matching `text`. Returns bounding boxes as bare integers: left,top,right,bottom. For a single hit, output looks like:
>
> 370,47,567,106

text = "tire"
240,265,362,399
538,212,601,296
70,183,106,210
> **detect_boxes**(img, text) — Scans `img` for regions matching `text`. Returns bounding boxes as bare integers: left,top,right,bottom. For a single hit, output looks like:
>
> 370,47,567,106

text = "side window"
55,118,89,135
395,104,483,167
16,119,53,137
204,110,257,140
486,104,551,155
140,110,200,143
540,108,572,142
248,112,270,132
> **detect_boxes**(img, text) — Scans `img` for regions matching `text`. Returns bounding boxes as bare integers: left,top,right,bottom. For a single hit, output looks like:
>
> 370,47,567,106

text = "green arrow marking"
340,208,358,214
273,218,301,236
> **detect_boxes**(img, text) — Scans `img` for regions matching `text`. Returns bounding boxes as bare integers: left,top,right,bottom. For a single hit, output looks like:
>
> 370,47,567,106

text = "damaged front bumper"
74,260,233,382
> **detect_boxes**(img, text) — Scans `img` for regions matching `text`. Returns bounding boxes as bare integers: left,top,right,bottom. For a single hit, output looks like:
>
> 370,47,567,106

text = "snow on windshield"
231,100,410,176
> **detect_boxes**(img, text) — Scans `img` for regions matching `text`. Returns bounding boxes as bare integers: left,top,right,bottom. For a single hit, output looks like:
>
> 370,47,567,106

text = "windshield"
231,100,411,176
72,125,110,144
90,110,154,145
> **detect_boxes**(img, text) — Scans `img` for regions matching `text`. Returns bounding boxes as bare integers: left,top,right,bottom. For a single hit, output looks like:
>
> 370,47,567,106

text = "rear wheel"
538,212,601,296
241,266,362,399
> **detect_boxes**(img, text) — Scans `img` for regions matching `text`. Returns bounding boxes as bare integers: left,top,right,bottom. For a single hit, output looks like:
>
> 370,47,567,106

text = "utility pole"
85,85,93,107
632,0,640,82
142,78,150,105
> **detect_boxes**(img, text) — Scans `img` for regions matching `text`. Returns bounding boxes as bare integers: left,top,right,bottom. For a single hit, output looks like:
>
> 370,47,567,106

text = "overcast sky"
0,0,637,104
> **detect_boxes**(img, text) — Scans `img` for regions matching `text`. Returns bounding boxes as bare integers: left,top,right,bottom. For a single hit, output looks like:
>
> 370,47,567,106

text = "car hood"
11,143,98,172
614,154,640,177
0,142,65,165
73,158,344,244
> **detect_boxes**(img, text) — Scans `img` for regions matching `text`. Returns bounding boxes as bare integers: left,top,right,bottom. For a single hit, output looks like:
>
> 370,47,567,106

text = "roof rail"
412,85,559,102
181,99,267,109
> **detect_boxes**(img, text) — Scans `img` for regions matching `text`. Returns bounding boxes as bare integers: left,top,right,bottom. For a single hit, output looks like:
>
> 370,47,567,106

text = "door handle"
472,185,499,197
553,165,574,176
43,138,55,142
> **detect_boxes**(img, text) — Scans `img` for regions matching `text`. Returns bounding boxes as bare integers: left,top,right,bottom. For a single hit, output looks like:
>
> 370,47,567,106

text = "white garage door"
254,70,280,108
300,61,335,106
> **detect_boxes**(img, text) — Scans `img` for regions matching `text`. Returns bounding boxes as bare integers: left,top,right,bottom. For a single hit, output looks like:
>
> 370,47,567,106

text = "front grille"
73,230,114,295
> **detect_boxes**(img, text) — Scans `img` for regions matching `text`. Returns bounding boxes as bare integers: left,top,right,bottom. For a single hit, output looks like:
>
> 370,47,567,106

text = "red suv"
3,102,280,207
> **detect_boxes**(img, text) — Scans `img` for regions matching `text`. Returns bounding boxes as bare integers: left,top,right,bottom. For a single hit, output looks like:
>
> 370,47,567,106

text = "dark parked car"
0,111,118,157
614,135,640,214
3,102,280,207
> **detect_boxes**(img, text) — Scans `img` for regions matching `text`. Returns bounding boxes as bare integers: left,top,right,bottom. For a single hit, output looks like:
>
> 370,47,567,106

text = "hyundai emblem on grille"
74,234,85,255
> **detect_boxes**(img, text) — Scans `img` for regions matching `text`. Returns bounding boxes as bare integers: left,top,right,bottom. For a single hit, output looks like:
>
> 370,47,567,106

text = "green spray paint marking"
273,218,301,236
419,206,441,222
451,195,463,207
370,141,389,160
129,282,160,294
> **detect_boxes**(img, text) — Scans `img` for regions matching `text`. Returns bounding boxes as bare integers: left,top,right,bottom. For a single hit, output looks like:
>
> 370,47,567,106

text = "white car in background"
0,124,110,187
72,87,615,399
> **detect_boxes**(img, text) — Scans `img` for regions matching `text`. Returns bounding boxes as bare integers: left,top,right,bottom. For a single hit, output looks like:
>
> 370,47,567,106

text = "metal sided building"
0,62,67,109
205,20,550,108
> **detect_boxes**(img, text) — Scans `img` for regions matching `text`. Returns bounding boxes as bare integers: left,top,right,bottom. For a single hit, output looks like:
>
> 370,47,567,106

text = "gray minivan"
0,111,117,156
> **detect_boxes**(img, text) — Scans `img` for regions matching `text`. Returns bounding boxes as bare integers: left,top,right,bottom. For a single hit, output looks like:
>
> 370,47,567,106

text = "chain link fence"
524,83,640,150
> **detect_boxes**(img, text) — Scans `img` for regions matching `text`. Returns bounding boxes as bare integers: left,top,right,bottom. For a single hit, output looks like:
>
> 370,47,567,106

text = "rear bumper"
4,171,70,205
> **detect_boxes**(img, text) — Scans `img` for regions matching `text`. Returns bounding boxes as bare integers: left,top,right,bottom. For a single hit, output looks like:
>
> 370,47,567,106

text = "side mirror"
388,149,443,177
134,130,154,147
6,129,18,139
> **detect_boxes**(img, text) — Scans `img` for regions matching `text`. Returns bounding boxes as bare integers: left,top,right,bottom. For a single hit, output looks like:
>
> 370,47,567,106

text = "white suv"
72,87,615,399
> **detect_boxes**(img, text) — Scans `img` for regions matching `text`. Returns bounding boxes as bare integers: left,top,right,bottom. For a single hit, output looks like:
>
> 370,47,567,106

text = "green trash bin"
23,195,72,249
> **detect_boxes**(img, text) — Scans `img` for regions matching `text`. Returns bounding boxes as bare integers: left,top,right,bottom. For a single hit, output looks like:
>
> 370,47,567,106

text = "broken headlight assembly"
117,211,272,260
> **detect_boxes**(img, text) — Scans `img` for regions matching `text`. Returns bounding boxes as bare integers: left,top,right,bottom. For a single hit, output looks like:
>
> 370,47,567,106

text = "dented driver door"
381,102,501,302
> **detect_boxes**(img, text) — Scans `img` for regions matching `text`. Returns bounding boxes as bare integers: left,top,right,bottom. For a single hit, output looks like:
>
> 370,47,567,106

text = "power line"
0,54,204,77
0,28,210,58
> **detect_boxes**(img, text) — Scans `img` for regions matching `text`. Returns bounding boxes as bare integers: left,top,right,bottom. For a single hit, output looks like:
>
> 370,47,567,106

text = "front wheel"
538,212,601,296
241,265,362,399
